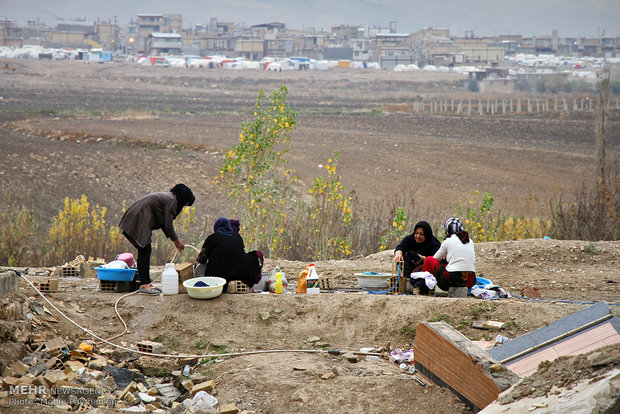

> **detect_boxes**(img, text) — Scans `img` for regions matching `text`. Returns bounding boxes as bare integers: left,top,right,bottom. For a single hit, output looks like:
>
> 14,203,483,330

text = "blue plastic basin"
95,267,136,282
475,277,491,286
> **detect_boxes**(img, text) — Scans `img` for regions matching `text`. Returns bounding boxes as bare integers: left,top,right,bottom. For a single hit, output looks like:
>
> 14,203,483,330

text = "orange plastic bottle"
296,265,309,293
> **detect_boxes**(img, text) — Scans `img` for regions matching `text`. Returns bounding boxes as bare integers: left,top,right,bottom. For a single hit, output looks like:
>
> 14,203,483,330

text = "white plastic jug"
161,263,179,295
306,264,320,294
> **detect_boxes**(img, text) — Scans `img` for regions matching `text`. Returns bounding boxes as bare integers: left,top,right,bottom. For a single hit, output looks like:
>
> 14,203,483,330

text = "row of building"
1,15,618,69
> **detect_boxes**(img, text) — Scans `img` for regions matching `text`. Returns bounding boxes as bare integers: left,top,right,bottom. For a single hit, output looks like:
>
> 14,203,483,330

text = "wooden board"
414,323,502,411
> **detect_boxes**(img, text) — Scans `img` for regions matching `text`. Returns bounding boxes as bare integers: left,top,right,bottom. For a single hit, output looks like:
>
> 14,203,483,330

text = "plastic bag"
267,266,288,293
252,272,270,292
296,264,309,293
188,390,218,413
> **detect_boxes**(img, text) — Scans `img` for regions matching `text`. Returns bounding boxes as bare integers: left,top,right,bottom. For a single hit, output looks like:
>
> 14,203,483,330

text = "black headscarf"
395,220,441,257
170,184,195,216
411,221,442,255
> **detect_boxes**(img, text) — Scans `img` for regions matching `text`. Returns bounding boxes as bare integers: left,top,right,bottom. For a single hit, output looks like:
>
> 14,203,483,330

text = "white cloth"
410,271,437,290
101,260,129,269
433,234,476,272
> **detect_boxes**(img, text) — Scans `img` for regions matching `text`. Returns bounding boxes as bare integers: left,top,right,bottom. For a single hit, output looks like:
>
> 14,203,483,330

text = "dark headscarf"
170,184,195,216
394,220,441,258
214,217,235,236
229,219,241,234
412,221,441,256
444,217,470,244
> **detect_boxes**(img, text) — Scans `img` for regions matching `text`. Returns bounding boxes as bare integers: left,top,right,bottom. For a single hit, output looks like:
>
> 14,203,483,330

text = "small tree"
379,207,408,251
216,85,297,257
304,151,353,260
47,195,111,264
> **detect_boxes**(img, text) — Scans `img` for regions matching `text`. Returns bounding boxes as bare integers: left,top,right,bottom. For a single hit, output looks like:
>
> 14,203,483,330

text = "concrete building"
147,32,182,55
373,32,414,68
136,14,182,53
48,20,96,48
352,38,372,61
291,33,325,59
0,19,22,47
235,38,264,60
454,39,505,64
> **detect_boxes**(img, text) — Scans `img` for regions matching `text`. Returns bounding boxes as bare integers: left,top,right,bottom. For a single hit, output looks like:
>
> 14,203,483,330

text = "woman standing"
119,184,195,295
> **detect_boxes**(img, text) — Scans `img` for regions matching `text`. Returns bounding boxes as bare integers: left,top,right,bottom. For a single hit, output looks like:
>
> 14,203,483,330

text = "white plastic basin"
182,277,226,299
355,273,391,289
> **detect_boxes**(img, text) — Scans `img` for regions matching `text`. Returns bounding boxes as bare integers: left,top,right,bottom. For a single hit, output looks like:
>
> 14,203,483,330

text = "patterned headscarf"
444,217,464,236
444,217,470,244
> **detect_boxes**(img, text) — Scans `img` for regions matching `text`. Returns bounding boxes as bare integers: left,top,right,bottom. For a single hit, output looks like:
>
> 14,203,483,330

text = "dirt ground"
1,59,618,224
1,60,620,413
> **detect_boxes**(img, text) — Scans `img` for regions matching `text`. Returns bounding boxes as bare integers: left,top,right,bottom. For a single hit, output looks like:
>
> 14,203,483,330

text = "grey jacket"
119,192,178,247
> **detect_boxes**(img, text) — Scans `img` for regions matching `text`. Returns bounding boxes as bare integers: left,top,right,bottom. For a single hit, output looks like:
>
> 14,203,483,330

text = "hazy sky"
1,0,619,37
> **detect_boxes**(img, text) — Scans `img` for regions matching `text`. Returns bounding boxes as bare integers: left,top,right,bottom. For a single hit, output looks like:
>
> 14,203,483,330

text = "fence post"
468,99,472,115
479,99,483,115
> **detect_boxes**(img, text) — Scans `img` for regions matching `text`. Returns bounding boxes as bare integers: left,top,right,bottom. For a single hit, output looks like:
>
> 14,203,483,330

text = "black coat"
196,233,260,288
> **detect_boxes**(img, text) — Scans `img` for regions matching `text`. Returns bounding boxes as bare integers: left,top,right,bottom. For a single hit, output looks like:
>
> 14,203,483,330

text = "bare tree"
595,66,610,187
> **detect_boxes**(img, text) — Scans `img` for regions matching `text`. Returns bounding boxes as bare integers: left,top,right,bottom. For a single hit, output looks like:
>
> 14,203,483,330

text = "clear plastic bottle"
161,263,178,295
306,264,320,294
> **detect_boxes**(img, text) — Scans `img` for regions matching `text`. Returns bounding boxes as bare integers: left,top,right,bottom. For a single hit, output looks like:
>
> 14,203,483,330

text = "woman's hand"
393,250,403,262
173,239,185,252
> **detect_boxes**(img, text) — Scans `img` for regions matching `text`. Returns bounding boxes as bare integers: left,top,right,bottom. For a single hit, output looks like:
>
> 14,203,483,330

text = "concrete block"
191,380,215,395
0,271,19,294
448,287,468,298
220,403,239,414
181,379,194,391
137,340,165,354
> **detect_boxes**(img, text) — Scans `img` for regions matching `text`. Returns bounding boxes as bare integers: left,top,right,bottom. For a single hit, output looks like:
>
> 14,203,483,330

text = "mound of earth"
1,239,619,413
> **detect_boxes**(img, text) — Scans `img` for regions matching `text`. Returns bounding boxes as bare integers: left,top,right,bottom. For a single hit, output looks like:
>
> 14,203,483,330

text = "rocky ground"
0,59,619,413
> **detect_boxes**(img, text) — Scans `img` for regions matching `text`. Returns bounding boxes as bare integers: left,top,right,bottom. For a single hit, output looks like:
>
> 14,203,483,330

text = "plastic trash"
306,264,320,294
495,334,510,345
182,364,190,376
189,390,218,413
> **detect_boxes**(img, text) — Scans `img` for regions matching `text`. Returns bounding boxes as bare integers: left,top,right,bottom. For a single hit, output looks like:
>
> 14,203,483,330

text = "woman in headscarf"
422,217,476,292
393,221,441,294
119,184,195,295
195,217,263,290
